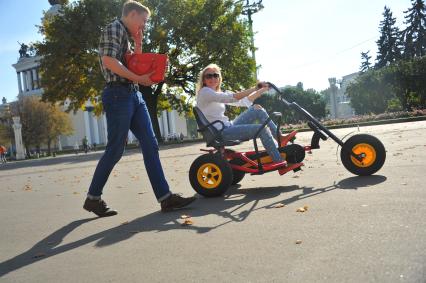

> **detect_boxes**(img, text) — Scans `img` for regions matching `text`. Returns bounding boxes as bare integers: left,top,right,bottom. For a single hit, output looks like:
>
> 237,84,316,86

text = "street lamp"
236,0,264,80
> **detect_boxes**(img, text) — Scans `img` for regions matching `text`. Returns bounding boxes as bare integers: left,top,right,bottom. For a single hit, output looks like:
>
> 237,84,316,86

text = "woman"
196,64,300,174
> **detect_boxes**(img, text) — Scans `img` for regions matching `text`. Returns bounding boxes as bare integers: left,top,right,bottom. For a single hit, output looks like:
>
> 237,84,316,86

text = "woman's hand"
256,81,269,90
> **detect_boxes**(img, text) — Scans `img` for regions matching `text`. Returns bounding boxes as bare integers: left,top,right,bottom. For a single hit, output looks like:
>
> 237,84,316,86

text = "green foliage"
375,6,401,68
35,0,255,140
347,55,426,113
352,1,426,114
255,85,326,124
35,0,254,111
360,51,372,72
11,96,73,152
401,0,426,58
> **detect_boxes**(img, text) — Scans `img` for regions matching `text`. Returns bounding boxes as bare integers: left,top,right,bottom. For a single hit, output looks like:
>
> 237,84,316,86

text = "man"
83,1,196,217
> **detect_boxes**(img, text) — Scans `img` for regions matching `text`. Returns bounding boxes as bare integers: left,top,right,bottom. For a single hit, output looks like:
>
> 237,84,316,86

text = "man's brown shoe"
161,194,196,212
83,198,118,217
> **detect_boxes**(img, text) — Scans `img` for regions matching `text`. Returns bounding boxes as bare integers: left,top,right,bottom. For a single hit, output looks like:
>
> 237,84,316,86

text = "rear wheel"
340,134,386,176
189,154,233,197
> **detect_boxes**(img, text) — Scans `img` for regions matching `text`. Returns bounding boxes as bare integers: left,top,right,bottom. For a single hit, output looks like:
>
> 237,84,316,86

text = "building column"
32,69,38,89
102,114,108,144
169,110,176,135
83,111,92,144
162,110,169,138
22,71,27,92
17,72,23,94
92,115,100,144
58,137,62,151
26,70,32,91
12,117,25,160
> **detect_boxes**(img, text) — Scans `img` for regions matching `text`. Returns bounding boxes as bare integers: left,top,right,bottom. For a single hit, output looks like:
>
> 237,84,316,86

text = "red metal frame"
200,144,313,174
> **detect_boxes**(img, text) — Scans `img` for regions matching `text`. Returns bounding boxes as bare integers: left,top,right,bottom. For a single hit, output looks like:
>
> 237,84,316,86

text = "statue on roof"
18,42,28,58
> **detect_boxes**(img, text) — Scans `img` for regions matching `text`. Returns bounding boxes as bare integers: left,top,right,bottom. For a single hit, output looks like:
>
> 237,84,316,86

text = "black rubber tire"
189,154,234,197
340,134,386,176
228,158,246,185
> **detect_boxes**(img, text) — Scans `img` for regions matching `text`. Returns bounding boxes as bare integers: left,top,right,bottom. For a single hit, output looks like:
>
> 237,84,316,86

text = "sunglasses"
204,73,220,79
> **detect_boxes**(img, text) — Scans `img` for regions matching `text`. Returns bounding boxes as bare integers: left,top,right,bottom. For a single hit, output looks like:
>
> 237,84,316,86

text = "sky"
0,0,413,103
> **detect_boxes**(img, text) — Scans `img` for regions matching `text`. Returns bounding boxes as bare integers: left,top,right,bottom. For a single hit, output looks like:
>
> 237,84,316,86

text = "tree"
375,6,401,68
255,85,326,124
35,0,255,141
401,0,426,58
10,96,73,156
45,106,74,154
360,50,372,72
346,70,391,114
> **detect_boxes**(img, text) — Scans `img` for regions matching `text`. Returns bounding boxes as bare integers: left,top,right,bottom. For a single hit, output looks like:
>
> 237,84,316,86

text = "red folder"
125,53,168,83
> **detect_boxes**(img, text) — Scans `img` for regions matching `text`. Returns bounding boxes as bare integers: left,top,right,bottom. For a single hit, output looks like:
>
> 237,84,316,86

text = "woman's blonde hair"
196,64,223,95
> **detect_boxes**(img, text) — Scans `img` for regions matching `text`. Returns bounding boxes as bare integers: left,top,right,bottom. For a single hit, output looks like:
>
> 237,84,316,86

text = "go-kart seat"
193,106,247,148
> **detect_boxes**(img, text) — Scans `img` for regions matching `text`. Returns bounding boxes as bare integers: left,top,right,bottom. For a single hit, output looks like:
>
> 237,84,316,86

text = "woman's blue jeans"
88,85,171,202
221,106,282,162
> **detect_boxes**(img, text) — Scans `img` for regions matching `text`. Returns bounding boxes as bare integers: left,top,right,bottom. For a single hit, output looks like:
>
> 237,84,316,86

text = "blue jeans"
222,106,283,162
88,85,171,202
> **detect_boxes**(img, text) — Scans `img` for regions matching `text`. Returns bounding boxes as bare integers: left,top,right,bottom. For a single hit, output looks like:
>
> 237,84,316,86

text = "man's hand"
135,71,155,86
133,30,143,54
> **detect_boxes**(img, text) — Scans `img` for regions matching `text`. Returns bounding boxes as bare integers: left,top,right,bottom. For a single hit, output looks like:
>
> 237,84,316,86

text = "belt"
106,81,139,91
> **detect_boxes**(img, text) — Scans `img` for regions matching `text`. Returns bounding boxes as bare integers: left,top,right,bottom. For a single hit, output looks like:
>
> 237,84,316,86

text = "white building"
328,72,358,119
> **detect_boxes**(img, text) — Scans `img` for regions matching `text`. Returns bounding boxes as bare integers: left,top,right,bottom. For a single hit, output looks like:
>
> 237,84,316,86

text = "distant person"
83,1,196,217
92,142,97,151
82,136,89,154
0,145,7,163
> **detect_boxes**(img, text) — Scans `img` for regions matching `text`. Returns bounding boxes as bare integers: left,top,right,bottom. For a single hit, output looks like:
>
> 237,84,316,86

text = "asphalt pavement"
0,121,425,282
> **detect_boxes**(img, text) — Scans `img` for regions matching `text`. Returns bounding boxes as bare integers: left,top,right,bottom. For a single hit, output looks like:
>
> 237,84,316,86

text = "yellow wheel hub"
350,143,376,167
197,163,222,189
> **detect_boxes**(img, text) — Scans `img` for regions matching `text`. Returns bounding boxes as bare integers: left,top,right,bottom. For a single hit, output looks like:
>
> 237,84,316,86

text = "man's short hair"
122,1,151,17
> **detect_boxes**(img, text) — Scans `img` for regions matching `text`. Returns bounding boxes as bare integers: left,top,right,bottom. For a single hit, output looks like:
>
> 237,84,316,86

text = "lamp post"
237,0,264,80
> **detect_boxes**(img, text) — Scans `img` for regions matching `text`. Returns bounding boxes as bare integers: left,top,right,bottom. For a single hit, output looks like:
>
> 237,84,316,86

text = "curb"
283,116,426,133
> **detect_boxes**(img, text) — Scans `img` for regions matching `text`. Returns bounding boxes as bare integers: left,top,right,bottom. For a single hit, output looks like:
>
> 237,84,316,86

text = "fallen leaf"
303,205,309,211
180,214,191,219
181,219,194,226
274,203,285,208
401,183,407,186
295,240,302,244
138,192,145,195
292,176,300,178
121,221,129,225
296,207,306,212
73,192,79,195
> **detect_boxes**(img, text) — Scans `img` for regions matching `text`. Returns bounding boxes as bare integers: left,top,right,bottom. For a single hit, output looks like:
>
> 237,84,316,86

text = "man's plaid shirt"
98,19,131,83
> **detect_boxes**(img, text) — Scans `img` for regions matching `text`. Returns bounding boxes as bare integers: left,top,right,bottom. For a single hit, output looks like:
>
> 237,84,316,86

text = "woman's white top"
196,86,251,130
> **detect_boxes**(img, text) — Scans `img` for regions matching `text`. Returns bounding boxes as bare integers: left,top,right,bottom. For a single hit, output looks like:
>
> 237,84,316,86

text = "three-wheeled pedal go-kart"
189,82,386,197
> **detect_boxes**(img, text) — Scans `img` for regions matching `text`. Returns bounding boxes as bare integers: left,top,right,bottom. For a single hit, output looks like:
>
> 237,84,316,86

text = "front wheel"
189,154,233,197
340,134,386,176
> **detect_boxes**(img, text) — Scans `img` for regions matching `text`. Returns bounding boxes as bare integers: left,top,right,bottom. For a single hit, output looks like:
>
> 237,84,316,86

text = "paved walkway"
0,121,425,282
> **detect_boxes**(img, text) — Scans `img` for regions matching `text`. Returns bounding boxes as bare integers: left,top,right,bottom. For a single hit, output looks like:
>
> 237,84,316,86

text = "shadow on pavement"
0,174,387,277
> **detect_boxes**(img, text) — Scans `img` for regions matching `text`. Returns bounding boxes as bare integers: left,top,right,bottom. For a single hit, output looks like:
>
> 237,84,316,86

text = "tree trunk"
47,138,52,156
139,84,163,143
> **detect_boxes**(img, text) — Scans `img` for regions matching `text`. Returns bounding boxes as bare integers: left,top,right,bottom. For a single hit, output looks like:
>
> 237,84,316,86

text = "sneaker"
278,162,303,175
83,198,118,217
161,194,196,212
280,131,298,147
